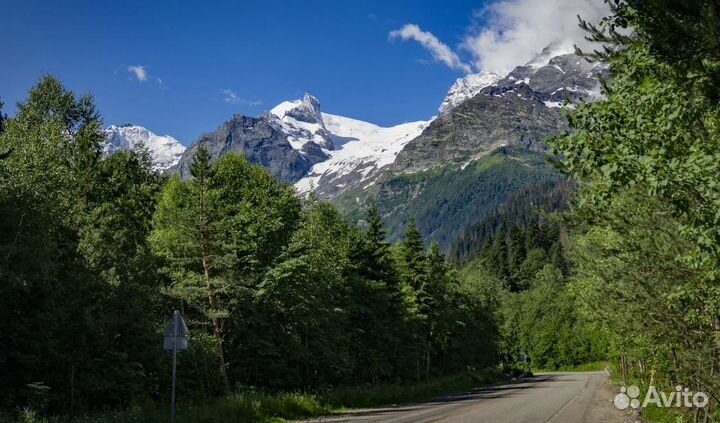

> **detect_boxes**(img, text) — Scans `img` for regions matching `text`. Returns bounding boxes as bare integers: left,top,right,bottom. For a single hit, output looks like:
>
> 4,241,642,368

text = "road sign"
164,311,189,351
165,310,189,423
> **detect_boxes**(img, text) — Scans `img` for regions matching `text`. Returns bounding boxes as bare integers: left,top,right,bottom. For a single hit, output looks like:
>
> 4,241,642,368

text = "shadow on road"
316,374,576,421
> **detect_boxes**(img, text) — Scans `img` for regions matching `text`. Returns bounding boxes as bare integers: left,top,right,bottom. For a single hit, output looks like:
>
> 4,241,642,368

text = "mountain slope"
269,94,334,151
294,114,429,198
165,46,604,253
392,83,567,175
104,124,186,171
448,178,574,263
330,50,605,250
335,147,561,248
173,113,328,182
391,51,605,176
494,52,606,104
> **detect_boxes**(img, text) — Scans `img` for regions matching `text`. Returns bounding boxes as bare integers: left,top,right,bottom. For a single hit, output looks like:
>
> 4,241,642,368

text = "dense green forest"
0,79,499,420
448,178,574,264
335,147,561,249
2,1,720,422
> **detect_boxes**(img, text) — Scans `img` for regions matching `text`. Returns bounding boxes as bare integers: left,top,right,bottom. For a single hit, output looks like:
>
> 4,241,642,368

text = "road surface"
304,372,628,423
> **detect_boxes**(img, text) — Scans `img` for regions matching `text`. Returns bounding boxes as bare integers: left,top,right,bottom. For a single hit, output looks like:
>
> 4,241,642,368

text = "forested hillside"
336,147,561,249
449,178,574,263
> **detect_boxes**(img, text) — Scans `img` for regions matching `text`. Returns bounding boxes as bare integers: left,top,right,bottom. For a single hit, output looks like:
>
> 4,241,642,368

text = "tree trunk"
425,342,430,381
202,254,230,395
198,175,231,395
69,358,75,416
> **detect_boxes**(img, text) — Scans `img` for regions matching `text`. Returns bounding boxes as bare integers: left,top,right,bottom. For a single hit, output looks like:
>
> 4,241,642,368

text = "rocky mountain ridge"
168,93,431,199
389,50,606,177
103,45,606,218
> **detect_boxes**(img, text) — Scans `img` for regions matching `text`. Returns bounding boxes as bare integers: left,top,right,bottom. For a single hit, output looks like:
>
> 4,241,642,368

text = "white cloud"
127,65,149,82
222,89,262,106
389,0,608,75
461,0,609,74
389,24,473,73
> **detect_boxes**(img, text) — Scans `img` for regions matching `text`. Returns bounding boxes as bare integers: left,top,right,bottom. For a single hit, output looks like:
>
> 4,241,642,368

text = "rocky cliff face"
389,50,605,176
173,93,430,195
174,112,329,182
172,93,333,183
391,83,568,174
494,52,607,104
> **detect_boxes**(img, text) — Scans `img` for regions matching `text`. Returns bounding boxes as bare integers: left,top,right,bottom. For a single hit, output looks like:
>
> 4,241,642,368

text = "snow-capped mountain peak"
273,93,323,124
269,93,333,151
438,71,503,115
104,124,186,171
265,93,432,197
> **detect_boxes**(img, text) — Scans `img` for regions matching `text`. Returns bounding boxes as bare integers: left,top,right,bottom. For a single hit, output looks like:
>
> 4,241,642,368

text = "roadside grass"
319,369,503,410
533,361,610,373
15,369,504,423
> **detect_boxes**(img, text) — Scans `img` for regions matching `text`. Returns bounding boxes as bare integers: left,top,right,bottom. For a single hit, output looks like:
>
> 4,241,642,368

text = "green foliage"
500,264,609,370
461,243,608,372
0,76,164,415
568,193,717,402
151,150,302,393
455,175,608,371
254,202,353,387
550,2,720,417
0,99,6,135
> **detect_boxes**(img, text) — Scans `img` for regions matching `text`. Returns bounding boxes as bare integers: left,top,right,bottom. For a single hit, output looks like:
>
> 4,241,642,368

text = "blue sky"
1,0,604,144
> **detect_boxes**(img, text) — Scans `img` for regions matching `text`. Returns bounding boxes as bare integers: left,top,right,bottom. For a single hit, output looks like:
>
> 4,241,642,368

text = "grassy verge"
23,370,504,423
533,361,610,373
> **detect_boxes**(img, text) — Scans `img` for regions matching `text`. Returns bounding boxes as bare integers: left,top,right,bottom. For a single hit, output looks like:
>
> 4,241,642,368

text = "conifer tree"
401,217,426,291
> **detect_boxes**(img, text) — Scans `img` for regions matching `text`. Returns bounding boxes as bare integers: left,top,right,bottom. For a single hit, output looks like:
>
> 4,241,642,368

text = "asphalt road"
304,372,626,423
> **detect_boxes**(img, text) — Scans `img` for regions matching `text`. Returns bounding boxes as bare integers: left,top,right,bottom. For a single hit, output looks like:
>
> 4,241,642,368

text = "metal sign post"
164,310,189,423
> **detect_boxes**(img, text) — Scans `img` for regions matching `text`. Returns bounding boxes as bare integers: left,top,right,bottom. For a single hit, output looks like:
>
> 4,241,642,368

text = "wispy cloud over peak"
389,0,608,75
222,89,262,106
461,0,609,74
389,24,473,73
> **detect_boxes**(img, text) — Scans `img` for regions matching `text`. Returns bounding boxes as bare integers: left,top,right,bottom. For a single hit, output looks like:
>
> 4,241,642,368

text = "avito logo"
614,385,709,410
